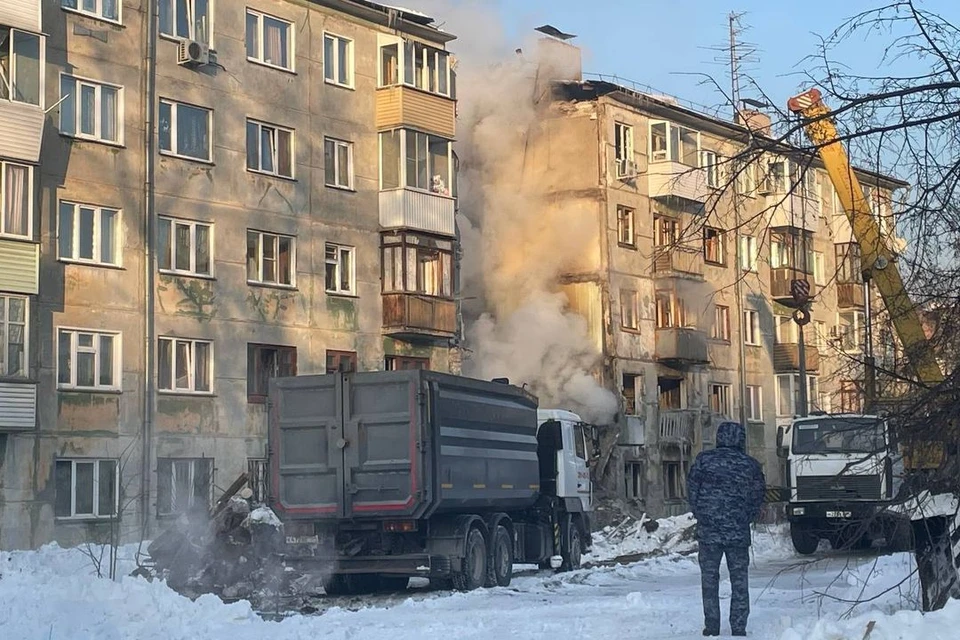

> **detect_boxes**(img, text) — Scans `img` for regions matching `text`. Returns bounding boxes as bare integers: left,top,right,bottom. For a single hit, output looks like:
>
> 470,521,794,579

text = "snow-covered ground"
1,517,958,639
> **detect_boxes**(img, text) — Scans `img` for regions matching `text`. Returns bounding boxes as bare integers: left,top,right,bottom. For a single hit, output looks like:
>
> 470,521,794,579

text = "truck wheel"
790,524,819,555
452,527,487,591
486,525,513,588
560,523,583,572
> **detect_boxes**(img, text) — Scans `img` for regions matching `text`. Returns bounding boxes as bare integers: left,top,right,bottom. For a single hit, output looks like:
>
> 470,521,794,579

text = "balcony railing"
647,161,709,204
837,282,865,308
770,268,816,307
375,85,456,138
379,188,456,237
0,238,39,294
655,327,709,366
658,409,698,445
653,246,704,277
773,343,820,372
382,293,456,343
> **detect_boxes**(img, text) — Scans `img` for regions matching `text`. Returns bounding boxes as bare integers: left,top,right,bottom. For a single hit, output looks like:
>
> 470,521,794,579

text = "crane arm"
786,88,944,387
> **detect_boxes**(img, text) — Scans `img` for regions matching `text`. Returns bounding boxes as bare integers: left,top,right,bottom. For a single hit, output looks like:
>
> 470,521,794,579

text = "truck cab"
778,412,908,554
537,409,593,513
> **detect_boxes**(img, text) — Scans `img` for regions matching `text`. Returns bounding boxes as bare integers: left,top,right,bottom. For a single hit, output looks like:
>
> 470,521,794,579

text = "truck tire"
790,524,819,555
452,527,487,591
560,521,583,572
486,525,513,588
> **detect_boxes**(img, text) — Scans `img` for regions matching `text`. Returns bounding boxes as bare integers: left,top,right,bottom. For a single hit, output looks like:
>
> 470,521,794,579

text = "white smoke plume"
407,1,620,424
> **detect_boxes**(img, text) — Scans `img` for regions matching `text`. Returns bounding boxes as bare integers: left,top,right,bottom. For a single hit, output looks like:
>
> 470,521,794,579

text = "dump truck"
268,369,595,593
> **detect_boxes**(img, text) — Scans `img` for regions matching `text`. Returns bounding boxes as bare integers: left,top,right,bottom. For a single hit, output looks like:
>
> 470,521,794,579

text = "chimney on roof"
737,109,771,136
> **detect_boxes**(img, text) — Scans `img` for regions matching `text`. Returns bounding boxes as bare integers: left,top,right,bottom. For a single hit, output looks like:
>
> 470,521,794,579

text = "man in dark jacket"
687,421,766,637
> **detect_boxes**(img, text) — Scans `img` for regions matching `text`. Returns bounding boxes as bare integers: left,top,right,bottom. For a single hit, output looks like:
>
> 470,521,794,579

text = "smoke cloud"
406,1,620,424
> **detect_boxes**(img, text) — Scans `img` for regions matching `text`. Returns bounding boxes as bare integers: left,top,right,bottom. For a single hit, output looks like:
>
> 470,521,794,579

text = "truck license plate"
826,511,852,519
286,535,319,545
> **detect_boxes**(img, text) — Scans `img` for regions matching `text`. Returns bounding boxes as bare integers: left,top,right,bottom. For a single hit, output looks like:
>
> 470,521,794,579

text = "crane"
787,87,960,611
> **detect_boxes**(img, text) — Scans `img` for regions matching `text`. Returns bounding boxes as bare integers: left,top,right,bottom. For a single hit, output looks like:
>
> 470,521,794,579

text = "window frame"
711,304,730,342
385,355,430,371
701,149,721,188
655,290,694,329
0,161,34,239
246,343,297,403
709,383,733,418
324,137,354,190
381,233,454,299
379,129,454,195
246,119,295,179
377,38,453,97
746,385,763,422
324,242,356,295
649,120,701,167
743,309,761,346
54,458,119,520
61,0,122,24
59,73,123,145
0,27,46,108
245,8,295,72
157,216,214,277
326,350,357,374
57,200,121,267
246,229,296,288
56,327,122,391
157,336,214,394
158,0,214,46
616,205,635,248
837,310,867,353
703,226,726,266
158,98,213,163
0,294,28,378
620,289,640,331
323,32,354,88
739,235,758,272
156,457,213,517
614,122,634,177
776,373,820,417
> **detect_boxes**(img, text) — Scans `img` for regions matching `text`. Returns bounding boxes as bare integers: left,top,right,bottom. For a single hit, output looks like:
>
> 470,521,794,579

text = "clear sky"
415,0,958,116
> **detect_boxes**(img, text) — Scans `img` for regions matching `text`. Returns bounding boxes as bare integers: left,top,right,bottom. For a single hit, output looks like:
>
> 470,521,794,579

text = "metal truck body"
268,370,593,593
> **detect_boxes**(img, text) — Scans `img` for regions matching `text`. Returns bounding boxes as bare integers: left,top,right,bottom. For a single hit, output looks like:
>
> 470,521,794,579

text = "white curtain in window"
3,164,28,236
101,87,117,142
264,18,284,66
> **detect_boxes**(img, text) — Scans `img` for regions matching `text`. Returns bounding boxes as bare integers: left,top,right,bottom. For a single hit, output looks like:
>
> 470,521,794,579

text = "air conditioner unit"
618,159,639,180
177,40,210,66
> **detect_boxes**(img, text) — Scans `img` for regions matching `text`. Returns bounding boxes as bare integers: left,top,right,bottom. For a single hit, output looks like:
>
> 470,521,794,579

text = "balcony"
382,293,456,343
376,85,456,138
0,381,37,431
770,268,816,308
0,1,41,33
657,409,698,445
647,161,709,205
380,188,456,237
0,100,44,163
622,415,645,446
837,282,865,308
773,343,820,372
655,327,709,366
653,247,704,278
0,238,39,294
767,193,820,233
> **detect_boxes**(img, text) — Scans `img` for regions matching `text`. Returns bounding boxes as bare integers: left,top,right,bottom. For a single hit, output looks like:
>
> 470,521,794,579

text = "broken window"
709,383,733,418
703,227,725,265
663,461,687,500
625,462,645,500
326,350,357,374
157,458,212,517
654,216,679,247
655,290,692,329
658,377,683,410
614,122,634,177
621,373,641,415
620,289,639,331
617,205,635,247
247,344,296,403
381,233,454,299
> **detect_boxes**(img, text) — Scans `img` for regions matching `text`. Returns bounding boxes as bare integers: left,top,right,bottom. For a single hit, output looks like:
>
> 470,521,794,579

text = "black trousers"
698,544,750,633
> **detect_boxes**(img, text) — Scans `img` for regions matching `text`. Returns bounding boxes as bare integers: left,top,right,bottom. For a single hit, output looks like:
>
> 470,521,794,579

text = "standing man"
687,421,766,637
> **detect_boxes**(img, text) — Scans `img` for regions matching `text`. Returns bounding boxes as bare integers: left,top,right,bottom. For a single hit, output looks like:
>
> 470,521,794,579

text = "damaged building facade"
0,0,459,548
522,36,906,516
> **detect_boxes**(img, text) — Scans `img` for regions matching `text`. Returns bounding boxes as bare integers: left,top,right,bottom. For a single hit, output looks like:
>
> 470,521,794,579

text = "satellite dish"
874,256,889,270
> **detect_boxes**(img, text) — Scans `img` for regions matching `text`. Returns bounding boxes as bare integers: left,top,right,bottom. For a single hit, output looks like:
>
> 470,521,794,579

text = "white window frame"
649,120,701,166
61,0,122,24
775,314,800,345
746,385,763,421
614,122,634,177
739,235,757,272
59,73,123,144
246,119,295,178
57,327,122,391
0,161,34,240
621,289,640,331
709,383,733,418
617,205,635,247
701,149,720,188
814,320,827,350
812,251,825,285
323,32,354,88
247,230,296,287
57,201,121,266
245,9,294,71
158,98,212,162
325,242,356,295
711,304,730,341
735,161,757,197
157,457,213,516
158,336,214,394
0,27,46,108
0,294,28,378
324,137,354,189
837,310,866,353
157,217,213,277
776,373,819,417
378,37,453,97
159,0,214,46
743,309,761,346
54,459,119,520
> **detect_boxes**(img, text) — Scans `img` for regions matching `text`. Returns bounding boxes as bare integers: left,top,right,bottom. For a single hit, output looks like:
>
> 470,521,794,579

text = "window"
654,216,679,247
839,380,864,414
656,291,692,329
54,459,118,519
770,229,813,272
380,130,453,194
622,373,641,415
159,99,211,161
735,162,756,196
614,122,634,177
0,27,43,107
57,328,120,390
836,243,862,283
711,305,730,341
158,337,212,393
649,121,699,166
326,350,357,374
247,230,294,286
746,385,763,421
814,320,828,350
743,309,761,346
382,233,454,298
709,384,733,418
159,0,211,44
157,458,212,517
58,202,120,266
323,33,353,87
775,315,798,344
158,217,212,276
321,243,356,295
247,344,296,403
378,40,452,96
0,295,27,377
385,355,430,370
617,205,635,247
245,9,293,71
812,251,825,285
247,458,267,503
625,462,644,500
703,227,726,265
739,235,757,271
663,461,687,500
763,159,785,194
701,150,721,188
837,310,866,352
59,75,121,143
62,0,120,22
246,120,293,178
324,137,353,189
776,374,819,417
621,289,639,331
0,161,33,238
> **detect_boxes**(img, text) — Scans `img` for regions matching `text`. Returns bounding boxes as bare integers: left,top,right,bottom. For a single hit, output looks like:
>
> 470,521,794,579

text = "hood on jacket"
716,421,746,450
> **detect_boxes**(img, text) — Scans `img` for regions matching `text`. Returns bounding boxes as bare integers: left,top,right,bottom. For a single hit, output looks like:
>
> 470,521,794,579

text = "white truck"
777,412,911,555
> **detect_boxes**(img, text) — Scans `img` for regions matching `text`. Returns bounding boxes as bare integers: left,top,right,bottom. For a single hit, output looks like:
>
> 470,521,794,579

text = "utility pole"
729,12,749,429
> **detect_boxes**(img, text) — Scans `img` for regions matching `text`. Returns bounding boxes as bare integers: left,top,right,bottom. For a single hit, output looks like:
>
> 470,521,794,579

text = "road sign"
790,278,811,305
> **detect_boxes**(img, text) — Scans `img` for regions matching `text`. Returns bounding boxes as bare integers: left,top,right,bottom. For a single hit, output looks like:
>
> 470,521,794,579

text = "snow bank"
781,598,960,640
